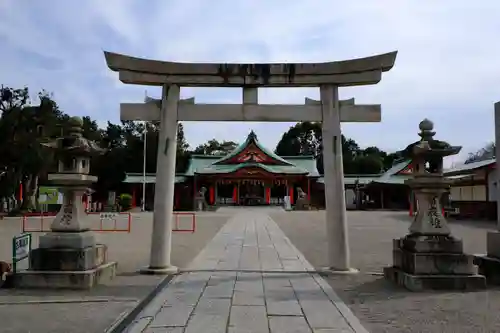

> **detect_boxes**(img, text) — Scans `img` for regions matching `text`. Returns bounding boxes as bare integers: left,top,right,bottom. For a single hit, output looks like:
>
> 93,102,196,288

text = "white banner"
100,212,118,220
13,233,31,262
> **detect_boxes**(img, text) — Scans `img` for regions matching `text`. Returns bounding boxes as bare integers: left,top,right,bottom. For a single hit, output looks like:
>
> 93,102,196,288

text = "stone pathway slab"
124,209,368,333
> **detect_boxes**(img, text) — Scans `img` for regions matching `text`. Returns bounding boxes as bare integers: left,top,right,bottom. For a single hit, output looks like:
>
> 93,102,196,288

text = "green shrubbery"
119,193,133,211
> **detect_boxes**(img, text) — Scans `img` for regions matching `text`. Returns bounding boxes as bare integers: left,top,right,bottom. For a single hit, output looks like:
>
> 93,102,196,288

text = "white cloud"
0,0,499,160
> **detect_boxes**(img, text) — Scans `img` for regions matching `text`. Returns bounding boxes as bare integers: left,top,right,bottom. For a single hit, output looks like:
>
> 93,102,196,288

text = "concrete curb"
105,274,175,333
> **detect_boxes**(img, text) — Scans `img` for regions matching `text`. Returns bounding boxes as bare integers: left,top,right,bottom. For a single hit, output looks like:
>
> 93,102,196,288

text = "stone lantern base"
384,235,486,291
474,231,500,284
14,243,117,289
13,186,117,289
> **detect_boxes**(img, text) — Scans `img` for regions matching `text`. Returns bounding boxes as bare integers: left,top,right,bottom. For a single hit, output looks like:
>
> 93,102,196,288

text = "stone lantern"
15,117,117,289
384,119,486,291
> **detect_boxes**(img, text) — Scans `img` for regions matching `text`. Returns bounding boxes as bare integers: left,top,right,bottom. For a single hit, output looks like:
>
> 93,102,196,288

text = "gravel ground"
271,210,500,333
0,211,229,333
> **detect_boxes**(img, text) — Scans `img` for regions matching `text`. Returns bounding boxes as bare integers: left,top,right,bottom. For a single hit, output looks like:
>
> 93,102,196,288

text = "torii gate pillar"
320,86,351,271
141,85,180,274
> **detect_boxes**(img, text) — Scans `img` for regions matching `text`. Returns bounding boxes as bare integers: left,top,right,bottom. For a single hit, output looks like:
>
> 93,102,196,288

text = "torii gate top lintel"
104,51,397,87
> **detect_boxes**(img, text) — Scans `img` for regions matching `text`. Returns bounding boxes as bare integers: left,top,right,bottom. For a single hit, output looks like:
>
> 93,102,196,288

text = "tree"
0,88,66,210
193,139,238,156
176,123,190,172
465,142,495,164
275,122,322,156
383,151,403,170
274,122,396,175
0,86,29,114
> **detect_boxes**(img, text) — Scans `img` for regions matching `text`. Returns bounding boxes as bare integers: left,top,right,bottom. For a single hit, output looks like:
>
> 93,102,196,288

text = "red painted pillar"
18,183,23,201
265,187,271,204
232,185,238,204
307,178,311,201
289,186,294,205
209,186,215,205
132,186,136,208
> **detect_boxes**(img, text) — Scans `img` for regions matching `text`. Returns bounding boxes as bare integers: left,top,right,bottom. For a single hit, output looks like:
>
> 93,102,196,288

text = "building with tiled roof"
123,130,497,217
125,131,321,209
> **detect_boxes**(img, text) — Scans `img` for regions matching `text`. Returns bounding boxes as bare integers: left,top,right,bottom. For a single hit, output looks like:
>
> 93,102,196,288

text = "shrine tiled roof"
317,176,380,185
184,155,319,176
370,160,412,184
124,173,186,183
212,130,293,166
317,160,413,186
443,158,495,175
183,131,320,176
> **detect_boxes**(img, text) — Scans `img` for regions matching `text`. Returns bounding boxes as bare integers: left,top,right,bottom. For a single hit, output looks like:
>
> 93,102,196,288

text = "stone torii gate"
104,51,397,274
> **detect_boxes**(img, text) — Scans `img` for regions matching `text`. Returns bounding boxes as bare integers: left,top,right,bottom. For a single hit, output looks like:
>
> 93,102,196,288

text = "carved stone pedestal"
294,187,310,211
474,232,500,284
384,235,486,291
14,243,117,289
194,187,208,211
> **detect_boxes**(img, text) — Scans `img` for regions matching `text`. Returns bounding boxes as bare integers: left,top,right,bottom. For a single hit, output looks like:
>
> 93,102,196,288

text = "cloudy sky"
1,0,499,164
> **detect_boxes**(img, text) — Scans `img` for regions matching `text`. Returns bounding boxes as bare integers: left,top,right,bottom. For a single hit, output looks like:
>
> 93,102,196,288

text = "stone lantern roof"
42,117,106,157
401,118,461,159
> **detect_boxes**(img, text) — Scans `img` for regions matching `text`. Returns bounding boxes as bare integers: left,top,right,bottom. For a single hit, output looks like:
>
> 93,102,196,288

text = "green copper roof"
196,162,307,175
213,131,292,166
184,155,319,176
370,160,412,184
317,160,413,186
444,158,495,175
124,173,186,183
317,176,379,185
183,131,320,176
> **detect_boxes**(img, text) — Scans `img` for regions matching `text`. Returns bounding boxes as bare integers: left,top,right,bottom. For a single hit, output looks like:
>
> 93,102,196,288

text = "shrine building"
121,131,500,220
126,131,321,209
123,130,425,211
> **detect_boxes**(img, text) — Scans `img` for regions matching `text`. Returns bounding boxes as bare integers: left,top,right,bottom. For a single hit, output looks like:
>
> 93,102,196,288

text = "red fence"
21,211,194,233
22,212,132,233
173,212,196,233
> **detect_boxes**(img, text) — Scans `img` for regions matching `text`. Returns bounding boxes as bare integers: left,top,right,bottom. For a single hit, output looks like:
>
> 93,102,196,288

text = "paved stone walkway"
124,210,368,333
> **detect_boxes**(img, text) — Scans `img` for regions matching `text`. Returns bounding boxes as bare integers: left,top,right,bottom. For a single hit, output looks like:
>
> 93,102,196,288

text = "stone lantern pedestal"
14,117,117,289
384,119,486,291
194,187,208,211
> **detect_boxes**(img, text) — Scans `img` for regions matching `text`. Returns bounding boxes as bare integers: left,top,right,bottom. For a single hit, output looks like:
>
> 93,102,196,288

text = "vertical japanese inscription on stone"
427,196,442,228
60,204,73,226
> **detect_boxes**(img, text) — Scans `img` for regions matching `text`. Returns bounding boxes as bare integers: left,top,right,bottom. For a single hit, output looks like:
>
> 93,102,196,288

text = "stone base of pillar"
318,267,359,275
384,235,486,291
140,265,179,275
13,244,117,289
474,231,500,284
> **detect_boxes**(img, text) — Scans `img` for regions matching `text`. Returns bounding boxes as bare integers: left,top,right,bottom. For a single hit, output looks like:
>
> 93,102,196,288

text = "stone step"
392,248,477,275
384,266,486,291
13,261,117,289
30,244,108,271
